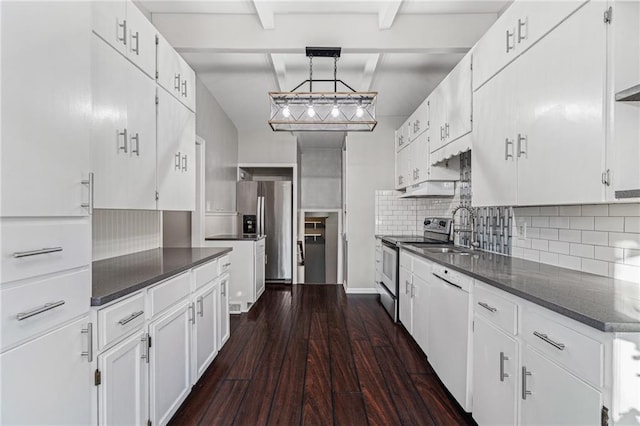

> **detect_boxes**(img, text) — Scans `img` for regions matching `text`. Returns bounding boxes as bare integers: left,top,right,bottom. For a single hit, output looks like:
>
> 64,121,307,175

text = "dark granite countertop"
92,247,232,306
401,244,640,333
205,234,266,241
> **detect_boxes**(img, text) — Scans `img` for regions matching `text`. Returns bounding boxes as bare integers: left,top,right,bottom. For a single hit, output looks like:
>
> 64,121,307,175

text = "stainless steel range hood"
398,181,455,198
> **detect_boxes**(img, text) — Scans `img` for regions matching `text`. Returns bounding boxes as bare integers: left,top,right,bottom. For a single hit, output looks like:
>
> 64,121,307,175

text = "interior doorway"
302,210,341,284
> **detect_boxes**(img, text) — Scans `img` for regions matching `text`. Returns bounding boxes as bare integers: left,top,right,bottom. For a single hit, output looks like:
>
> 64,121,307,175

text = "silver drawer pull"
500,352,509,382
81,323,93,362
478,301,497,313
118,310,144,325
13,247,63,258
17,300,65,321
533,331,565,350
221,281,226,296
432,273,462,290
522,366,532,399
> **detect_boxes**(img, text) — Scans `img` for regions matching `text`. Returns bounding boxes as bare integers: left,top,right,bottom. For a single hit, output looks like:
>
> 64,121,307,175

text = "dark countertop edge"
400,244,639,333
205,234,266,241
90,248,233,307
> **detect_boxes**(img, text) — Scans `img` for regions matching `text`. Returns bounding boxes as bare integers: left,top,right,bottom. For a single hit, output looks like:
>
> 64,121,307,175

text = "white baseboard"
345,287,379,294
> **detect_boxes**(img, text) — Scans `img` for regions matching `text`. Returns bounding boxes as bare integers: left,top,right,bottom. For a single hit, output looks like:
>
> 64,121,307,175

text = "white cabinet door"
218,274,231,347
445,54,472,143
97,329,149,426
516,1,606,205
92,0,127,56
472,316,518,426
149,301,192,426
125,1,156,79
157,34,196,112
411,274,430,354
395,145,410,189
157,88,196,211
409,133,429,184
430,86,447,153
398,265,413,334
1,2,91,217
520,345,602,425
472,55,518,207
427,275,471,410
255,242,266,300
192,283,218,384
0,317,92,425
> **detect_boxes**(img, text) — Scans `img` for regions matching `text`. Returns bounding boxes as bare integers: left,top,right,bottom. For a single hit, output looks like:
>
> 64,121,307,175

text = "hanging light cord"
309,56,313,92
334,56,338,93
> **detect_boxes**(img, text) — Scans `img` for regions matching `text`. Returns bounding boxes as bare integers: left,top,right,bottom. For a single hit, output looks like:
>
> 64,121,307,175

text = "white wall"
93,210,161,261
238,127,297,164
300,148,342,209
345,116,402,292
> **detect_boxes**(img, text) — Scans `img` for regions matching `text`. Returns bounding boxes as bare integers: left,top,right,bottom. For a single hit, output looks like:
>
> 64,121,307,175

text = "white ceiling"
139,0,510,149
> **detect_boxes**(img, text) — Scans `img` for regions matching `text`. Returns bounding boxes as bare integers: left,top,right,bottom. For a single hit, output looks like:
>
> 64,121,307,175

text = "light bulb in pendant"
307,105,315,117
331,104,340,118
282,105,290,118
356,105,364,118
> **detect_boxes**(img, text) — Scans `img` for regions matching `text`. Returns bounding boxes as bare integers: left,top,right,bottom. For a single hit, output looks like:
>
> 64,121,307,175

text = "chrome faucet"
451,204,480,249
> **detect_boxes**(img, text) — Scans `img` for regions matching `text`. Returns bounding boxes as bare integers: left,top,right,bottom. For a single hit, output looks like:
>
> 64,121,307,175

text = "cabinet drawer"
97,292,146,350
193,259,219,291
218,255,231,276
522,309,603,388
148,272,191,318
473,283,518,335
1,218,90,284
1,269,90,351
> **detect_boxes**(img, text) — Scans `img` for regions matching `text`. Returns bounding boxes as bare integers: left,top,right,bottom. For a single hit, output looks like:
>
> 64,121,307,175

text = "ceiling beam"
269,54,287,91
378,1,403,30
359,54,381,91
252,0,275,30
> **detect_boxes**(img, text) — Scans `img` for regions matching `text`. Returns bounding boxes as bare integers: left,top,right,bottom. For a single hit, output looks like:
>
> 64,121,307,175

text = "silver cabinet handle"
182,154,188,172
16,300,65,321
432,273,462,290
223,262,231,268
131,31,139,54
506,29,515,52
517,18,527,43
415,120,420,133
517,133,527,157
118,310,144,325
522,366,532,399
221,281,226,296
174,73,181,91
500,352,509,382
182,80,188,97
445,123,450,138
141,333,150,363
533,331,565,350
410,283,415,298
131,133,140,156
119,129,128,153
189,302,196,324
197,296,204,317
13,247,63,259
505,138,514,160
174,152,181,171
81,172,94,214
405,280,411,294
478,301,497,313
81,323,93,362
440,126,444,141
118,19,127,45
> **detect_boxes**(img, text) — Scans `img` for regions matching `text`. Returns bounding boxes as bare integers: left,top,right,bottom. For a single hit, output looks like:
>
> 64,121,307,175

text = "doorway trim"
299,208,343,285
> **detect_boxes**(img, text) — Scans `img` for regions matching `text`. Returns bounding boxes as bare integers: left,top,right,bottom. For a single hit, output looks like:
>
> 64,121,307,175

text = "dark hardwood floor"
169,284,473,426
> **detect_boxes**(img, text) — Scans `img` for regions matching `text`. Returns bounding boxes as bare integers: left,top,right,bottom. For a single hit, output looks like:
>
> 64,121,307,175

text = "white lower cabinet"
411,274,430,354
0,316,92,425
398,264,413,332
97,329,149,426
192,282,218,383
520,345,602,425
255,242,266,302
149,300,192,426
218,274,231,347
472,316,518,426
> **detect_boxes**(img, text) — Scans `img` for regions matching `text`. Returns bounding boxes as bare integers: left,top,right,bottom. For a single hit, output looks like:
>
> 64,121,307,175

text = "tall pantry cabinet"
0,2,94,425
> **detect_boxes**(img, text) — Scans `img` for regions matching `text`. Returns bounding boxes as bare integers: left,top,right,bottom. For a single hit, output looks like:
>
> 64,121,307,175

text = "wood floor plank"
226,321,270,380
355,299,392,347
334,392,369,426
411,374,472,426
267,338,309,425
302,338,332,426
198,380,249,426
374,346,435,426
329,333,360,392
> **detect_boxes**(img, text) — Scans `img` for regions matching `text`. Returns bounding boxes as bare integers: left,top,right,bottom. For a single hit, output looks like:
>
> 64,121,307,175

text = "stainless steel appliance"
237,181,292,282
377,217,452,321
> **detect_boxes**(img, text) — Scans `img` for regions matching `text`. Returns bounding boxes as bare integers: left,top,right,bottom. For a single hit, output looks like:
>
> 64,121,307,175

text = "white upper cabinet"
157,33,196,112
92,1,156,79
395,120,410,152
1,1,92,217
408,98,430,142
157,89,196,211
91,36,157,210
472,0,587,91
395,143,411,189
473,1,606,206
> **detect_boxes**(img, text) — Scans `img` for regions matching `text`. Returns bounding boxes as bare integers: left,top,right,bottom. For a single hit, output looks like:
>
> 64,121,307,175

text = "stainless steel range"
378,217,452,322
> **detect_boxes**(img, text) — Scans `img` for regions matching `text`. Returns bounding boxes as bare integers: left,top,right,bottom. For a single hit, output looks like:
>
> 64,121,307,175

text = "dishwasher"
427,264,473,412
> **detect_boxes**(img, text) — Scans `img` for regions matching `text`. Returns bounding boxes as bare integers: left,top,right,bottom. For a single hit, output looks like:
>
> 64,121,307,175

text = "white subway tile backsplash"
581,258,609,276
531,217,550,228
570,216,594,230
539,206,559,216
523,249,540,262
559,229,582,243
549,241,571,255
558,254,582,271
559,205,582,216
539,228,559,240
514,206,540,216
581,231,609,246
516,238,532,249
531,239,549,251
581,204,608,216
594,217,624,232
609,262,640,283
609,232,640,249
594,246,624,263
539,251,559,266
624,249,640,266
527,227,541,239
625,217,640,233
609,203,640,217
511,247,524,258
549,217,570,229
570,243,594,259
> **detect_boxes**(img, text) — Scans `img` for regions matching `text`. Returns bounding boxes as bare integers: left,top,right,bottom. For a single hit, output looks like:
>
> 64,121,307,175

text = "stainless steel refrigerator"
237,181,292,281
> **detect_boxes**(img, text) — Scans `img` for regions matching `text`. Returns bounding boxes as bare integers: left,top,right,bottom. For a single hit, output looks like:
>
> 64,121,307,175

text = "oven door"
381,243,397,297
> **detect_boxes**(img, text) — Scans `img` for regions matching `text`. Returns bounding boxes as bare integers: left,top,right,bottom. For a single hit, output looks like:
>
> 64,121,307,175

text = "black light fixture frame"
287,46,357,94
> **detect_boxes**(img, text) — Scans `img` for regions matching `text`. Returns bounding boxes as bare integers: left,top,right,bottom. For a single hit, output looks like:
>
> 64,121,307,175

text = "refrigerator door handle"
258,196,265,236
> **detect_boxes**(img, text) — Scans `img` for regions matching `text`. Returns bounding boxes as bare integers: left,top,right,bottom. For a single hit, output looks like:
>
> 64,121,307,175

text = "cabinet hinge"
148,419,152,426
604,6,612,24
155,191,159,201
601,169,611,187
155,35,159,45
472,320,474,332
155,95,159,105
94,369,102,386
148,335,152,348
601,406,609,426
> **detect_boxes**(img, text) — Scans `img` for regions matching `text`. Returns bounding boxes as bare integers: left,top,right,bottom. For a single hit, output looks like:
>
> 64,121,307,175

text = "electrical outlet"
515,219,527,239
